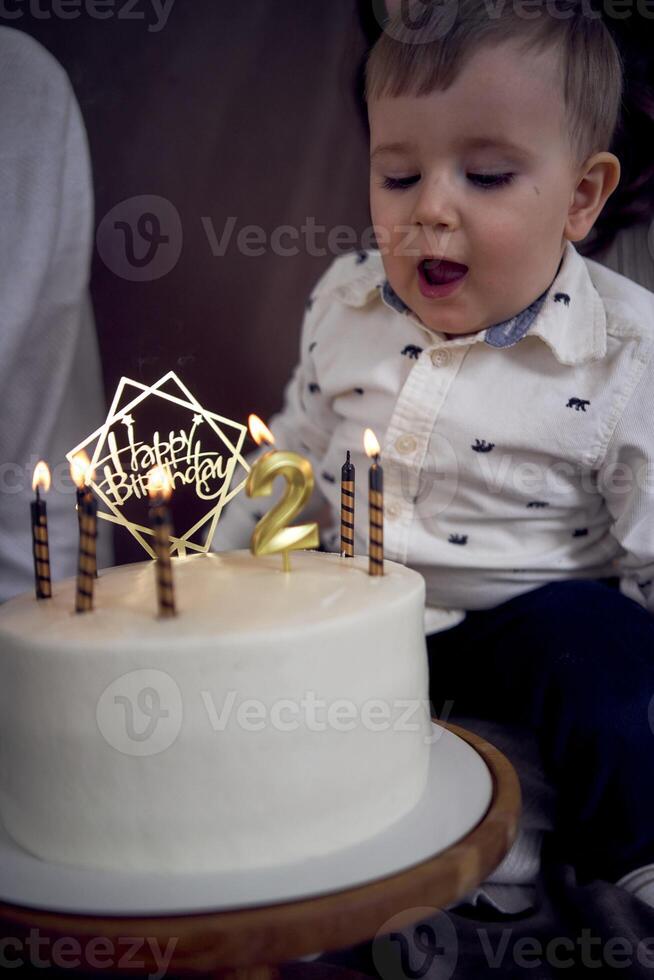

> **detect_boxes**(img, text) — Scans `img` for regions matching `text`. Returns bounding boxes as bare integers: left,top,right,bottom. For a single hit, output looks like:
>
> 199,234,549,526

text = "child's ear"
564,152,621,243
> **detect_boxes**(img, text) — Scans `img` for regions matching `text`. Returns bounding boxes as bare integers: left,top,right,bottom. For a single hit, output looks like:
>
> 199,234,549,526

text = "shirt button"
386,502,401,519
430,348,451,367
395,434,418,455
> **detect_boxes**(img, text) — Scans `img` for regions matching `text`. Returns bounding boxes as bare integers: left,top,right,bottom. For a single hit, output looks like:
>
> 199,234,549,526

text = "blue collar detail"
379,280,549,349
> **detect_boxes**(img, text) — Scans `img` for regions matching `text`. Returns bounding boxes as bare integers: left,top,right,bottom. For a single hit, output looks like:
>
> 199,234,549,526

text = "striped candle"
147,467,176,619
75,487,97,613
340,450,355,558
364,429,384,576
31,462,52,600
71,451,97,578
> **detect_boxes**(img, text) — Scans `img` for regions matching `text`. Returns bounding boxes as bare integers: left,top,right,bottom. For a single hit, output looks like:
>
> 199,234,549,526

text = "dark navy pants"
426,577,654,884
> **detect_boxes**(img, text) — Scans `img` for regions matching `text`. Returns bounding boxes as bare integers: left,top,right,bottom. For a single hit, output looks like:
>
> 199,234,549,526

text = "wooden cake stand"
0,721,521,979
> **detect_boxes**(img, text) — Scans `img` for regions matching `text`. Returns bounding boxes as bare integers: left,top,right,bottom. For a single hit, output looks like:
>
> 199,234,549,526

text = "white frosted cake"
0,550,431,873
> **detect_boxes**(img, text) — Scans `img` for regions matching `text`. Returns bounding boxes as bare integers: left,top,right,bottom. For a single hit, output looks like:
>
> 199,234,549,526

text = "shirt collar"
335,242,607,366
380,278,548,349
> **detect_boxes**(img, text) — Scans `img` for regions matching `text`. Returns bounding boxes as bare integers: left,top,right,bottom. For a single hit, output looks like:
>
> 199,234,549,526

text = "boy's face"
368,42,583,337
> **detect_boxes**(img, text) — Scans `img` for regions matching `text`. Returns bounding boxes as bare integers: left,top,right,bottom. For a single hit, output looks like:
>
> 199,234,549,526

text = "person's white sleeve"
596,352,654,615
0,29,112,602
212,281,339,551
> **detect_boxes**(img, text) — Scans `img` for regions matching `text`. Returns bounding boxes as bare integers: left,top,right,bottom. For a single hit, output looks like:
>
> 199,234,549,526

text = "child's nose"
411,179,459,233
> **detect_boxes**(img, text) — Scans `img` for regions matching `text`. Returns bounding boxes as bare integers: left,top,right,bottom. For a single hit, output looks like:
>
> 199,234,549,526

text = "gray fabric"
446,714,556,915
318,712,654,977
450,714,558,837
0,27,112,602
319,874,654,978
593,222,654,293
618,865,654,906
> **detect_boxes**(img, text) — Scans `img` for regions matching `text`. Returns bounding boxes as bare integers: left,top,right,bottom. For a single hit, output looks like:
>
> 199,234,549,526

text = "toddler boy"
216,0,654,907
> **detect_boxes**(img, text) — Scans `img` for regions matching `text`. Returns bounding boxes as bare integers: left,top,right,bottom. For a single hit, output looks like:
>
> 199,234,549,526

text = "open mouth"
417,257,468,298
421,258,468,284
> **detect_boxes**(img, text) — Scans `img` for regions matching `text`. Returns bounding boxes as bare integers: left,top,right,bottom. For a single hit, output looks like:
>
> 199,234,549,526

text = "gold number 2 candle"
247,415,319,572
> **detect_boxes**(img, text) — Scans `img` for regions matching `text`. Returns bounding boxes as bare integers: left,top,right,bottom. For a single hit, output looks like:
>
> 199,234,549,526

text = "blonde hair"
364,0,623,162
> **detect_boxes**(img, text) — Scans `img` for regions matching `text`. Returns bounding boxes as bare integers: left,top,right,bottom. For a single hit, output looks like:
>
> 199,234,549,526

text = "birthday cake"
0,549,431,874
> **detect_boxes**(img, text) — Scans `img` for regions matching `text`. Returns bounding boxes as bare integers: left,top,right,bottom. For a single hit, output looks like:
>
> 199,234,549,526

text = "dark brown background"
9,0,654,563
10,1,374,561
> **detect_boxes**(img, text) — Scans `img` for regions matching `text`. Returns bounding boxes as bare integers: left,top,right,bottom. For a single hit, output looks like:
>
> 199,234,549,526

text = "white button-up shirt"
214,241,654,619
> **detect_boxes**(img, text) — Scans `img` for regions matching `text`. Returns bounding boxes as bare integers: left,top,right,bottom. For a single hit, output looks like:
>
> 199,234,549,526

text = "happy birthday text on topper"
66,373,250,559
100,412,229,503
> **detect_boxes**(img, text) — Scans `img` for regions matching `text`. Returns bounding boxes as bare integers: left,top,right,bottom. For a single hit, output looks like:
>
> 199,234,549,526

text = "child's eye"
467,172,514,189
381,175,420,191
381,172,514,191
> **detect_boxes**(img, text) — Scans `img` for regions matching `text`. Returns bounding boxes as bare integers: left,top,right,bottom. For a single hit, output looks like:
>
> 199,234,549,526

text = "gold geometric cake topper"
66,372,250,559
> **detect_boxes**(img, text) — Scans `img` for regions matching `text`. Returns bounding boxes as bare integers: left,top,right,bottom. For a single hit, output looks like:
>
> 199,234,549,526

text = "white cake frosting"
0,550,431,873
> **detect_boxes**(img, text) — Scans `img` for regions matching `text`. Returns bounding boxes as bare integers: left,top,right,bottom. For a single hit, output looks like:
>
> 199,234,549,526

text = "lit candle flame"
70,450,93,490
147,466,173,501
248,414,275,448
32,461,51,494
363,428,381,460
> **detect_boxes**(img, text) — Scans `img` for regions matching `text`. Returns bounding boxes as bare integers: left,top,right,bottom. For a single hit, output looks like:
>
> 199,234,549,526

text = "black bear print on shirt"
354,387,364,395
527,501,550,508
308,382,321,394
356,251,368,264
402,344,423,359
572,528,588,537
472,439,495,453
308,341,317,353
566,397,590,412
305,296,315,311
554,292,570,305
448,533,468,545
322,472,336,483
